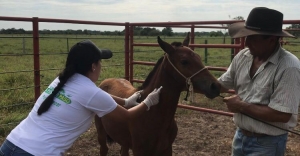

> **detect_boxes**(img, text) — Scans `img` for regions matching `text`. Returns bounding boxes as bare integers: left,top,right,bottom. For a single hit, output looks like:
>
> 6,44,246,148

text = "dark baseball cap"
72,40,113,59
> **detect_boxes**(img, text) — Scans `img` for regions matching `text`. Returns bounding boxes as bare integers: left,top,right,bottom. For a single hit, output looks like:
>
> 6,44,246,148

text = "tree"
286,24,300,37
209,31,224,37
133,26,143,36
140,27,152,36
233,16,244,21
76,29,83,35
149,29,160,36
161,27,173,36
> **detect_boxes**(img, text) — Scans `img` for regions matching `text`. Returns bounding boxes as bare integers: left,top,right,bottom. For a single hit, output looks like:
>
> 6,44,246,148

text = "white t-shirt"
7,73,117,156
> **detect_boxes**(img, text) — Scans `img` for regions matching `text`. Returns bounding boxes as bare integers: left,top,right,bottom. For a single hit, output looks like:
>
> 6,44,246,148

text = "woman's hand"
142,86,163,110
124,91,142,108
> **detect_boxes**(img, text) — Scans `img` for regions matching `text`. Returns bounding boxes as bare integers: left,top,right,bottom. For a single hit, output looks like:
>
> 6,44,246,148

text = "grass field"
0,34,299,139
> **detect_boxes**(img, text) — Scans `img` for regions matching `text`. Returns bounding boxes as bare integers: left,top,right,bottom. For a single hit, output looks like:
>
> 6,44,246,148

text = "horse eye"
180,60,188,65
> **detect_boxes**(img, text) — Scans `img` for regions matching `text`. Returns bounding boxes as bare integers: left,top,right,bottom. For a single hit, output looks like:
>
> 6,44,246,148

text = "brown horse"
95,33,222,156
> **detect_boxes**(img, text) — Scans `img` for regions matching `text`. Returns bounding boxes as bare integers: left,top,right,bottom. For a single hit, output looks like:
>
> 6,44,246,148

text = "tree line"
286,24,300,37
2,24,298,37
0,27,226,37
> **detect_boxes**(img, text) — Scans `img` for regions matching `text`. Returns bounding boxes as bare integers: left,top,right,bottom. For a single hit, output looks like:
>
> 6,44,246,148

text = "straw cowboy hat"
229,7,295,38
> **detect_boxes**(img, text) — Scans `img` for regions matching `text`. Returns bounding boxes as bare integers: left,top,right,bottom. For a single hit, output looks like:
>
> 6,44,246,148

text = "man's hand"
223,95,249,113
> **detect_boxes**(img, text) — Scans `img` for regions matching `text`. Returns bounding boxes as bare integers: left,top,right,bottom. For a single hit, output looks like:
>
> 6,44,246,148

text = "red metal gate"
0,16,299,117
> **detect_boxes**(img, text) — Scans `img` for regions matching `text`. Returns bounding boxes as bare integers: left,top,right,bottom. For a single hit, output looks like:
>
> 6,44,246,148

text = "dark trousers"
0,139,33,156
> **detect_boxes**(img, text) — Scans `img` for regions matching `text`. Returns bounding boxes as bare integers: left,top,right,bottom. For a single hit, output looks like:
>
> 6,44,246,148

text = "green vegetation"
0,27,224,37
0,34,299,137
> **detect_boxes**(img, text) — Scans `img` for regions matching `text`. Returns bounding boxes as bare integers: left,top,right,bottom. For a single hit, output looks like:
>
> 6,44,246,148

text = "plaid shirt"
218,45,300,135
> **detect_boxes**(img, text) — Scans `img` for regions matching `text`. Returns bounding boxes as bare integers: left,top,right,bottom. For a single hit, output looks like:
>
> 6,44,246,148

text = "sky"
0,0,299,32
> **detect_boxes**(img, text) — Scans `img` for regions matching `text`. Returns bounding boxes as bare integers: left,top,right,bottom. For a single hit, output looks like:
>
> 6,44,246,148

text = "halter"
165,54,207,103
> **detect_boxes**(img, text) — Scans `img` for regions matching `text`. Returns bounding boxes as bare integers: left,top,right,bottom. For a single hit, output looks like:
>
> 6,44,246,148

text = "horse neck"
142,58,186,118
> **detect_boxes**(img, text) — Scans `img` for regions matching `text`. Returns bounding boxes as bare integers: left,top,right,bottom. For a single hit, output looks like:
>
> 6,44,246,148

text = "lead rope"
165,54,206,104
242,113,300,136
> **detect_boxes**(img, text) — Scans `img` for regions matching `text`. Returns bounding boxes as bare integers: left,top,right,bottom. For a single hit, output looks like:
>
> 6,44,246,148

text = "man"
218,7,300,156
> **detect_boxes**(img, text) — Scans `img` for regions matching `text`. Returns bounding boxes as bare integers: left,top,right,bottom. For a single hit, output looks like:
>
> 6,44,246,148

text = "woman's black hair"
37,40,103,115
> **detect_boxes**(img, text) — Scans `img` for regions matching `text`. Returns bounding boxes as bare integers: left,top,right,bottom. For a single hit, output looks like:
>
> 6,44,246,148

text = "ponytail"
37,67,75,115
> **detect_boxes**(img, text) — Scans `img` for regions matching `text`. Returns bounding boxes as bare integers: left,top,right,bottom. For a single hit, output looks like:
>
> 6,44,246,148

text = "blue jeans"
0,139,33,156
232,128,288,156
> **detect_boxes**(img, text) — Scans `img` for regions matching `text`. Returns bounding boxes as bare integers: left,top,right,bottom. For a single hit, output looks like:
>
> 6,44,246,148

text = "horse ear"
183,32,190,46
157,36,175,55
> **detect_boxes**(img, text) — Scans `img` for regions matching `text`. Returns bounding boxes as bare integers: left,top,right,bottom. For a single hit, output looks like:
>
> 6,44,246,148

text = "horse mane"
137,56,164,90
137,41,183,90
171,41,183,47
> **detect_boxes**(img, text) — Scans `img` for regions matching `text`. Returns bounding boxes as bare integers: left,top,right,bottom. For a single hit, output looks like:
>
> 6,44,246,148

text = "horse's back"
99,78,136,98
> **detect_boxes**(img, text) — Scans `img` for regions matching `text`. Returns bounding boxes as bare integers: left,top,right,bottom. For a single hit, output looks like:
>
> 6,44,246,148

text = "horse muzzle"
193,81,221,99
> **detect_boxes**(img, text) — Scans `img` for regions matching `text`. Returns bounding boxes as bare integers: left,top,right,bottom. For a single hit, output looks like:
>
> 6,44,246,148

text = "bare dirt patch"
1,97,299,156
66,96,300,156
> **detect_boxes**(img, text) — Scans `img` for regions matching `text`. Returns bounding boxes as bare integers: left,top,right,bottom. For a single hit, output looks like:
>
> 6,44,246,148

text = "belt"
240,128,267,137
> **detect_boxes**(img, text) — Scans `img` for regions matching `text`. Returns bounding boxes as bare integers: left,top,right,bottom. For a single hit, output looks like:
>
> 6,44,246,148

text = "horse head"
157,33,221,99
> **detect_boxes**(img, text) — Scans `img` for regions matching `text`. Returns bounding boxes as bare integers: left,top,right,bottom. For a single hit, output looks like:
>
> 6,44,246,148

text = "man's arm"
223,95,292,123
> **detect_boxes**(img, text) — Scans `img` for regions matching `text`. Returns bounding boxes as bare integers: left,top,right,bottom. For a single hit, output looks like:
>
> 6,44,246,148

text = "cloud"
0,0,299,31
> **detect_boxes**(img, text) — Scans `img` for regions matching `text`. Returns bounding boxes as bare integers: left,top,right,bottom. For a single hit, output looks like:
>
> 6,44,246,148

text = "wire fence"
1,35,300,134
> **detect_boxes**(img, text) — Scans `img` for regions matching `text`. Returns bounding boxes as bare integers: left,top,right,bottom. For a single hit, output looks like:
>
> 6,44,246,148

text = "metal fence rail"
0,16,299,133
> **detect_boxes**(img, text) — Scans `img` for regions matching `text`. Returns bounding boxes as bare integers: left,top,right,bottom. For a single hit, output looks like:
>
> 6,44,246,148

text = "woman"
0,40,162,156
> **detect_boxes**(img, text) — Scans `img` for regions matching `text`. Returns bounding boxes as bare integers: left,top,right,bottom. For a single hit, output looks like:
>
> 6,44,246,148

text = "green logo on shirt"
45,87,71,104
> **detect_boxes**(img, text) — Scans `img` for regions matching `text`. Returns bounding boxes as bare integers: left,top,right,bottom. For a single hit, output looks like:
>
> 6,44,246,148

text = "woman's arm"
103,87,162,122
110,94,126,106
102,102,149,122
110,91,141,108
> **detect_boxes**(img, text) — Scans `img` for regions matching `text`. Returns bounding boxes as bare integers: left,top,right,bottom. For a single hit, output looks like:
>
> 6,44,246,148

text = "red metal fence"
1,16,299,118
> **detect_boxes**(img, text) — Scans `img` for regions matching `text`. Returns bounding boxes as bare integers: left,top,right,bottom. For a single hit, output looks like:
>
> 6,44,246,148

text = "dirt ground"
1,97,299,156
66,96,300,156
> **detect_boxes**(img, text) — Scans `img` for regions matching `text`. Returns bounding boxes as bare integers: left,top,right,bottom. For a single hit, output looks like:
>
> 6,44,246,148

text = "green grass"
0,34,299,137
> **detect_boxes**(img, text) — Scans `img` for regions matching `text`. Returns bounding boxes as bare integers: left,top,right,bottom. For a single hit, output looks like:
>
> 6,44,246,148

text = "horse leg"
164,146,173,156
120,146,130,156
94,115,109,156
